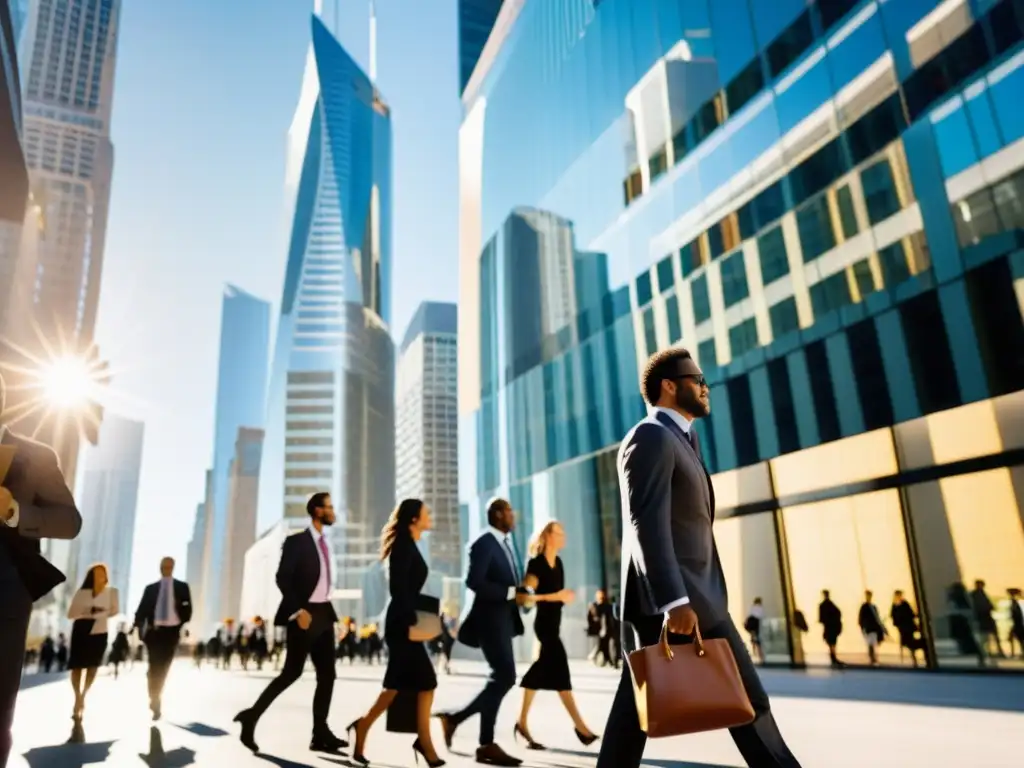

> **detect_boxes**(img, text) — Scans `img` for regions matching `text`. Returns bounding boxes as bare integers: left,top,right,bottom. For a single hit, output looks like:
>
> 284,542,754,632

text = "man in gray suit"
597,348,800,768
0,372,83,766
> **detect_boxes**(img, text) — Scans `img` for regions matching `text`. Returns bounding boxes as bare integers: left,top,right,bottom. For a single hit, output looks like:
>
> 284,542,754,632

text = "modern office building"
457,0,504,95
256,13,395,621
396,301,460,578
68,413,143,608
459,0,1024,671
185,500,206,611
205,285,270,627
221,426,264,622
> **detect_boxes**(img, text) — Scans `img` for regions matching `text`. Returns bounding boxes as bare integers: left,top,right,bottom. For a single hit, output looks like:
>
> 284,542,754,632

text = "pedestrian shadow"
540,749,735,768
17,672,68,691
254,755,317,768
20,740,114,767
170,722,229,738
140,726,196,767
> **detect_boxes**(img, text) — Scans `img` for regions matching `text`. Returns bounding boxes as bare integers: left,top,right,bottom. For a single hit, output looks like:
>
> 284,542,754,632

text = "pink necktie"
318,536,331,588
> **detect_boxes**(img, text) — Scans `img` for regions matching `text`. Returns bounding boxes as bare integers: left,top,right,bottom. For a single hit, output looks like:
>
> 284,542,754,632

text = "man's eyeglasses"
674,374,707,388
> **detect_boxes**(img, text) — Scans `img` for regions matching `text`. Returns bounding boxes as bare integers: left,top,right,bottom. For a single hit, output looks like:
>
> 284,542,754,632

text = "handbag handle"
658,620,706,661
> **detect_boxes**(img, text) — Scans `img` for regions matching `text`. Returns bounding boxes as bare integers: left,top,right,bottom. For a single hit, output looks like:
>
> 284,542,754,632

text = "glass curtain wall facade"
459,0,1024,670
258,15,395,620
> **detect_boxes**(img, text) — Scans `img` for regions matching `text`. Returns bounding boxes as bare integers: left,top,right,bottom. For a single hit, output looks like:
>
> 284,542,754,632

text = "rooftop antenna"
369,0,377,83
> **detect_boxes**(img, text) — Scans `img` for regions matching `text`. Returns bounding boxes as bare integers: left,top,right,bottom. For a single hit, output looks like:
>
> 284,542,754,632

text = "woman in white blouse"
66,563,119,720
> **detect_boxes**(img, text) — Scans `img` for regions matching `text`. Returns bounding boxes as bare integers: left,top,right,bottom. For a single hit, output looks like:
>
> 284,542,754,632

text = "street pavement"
9,660,1024,767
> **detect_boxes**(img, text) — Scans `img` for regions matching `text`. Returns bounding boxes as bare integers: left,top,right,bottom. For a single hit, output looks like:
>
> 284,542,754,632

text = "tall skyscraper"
69,413,143,606
257,11,394,620
221,426,264,622
205,285,269,628
457,0,504,95
460,0,1024,669
396,301,459,577
185,500,206,606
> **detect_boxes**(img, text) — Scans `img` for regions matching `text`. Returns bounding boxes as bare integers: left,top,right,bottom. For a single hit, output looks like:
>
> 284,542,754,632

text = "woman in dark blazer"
347,499,444,767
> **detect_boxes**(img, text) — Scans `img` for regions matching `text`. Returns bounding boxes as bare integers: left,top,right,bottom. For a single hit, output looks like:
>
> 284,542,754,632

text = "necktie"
687,427,701,459
157,581,171,623
503,536,520,583
318,535,331,588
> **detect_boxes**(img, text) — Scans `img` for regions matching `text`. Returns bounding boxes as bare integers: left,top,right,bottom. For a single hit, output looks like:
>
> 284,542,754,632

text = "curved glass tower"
258,14,395,616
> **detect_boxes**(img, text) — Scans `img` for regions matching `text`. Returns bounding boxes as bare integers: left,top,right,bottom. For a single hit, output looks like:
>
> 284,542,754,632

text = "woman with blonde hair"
66,563,119,723
513,521,599,750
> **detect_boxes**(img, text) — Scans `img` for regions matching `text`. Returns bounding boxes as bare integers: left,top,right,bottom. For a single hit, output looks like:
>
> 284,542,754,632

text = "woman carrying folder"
66,563,119,722
347,499,444,767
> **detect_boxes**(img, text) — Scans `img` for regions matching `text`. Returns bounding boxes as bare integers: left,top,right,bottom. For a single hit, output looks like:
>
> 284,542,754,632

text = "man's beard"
675,385,709,417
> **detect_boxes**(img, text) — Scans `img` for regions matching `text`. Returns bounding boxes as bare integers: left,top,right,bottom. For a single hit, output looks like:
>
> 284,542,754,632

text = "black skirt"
68,620,108,670
382,630,437,692
520,634,572,691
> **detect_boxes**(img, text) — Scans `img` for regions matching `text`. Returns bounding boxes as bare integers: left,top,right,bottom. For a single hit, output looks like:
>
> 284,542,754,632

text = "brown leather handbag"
627,621,755,737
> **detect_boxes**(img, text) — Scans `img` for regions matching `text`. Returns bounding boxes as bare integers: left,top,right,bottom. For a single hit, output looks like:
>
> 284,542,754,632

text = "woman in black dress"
347,499,444,767
514,521,599,749
66,563,119,721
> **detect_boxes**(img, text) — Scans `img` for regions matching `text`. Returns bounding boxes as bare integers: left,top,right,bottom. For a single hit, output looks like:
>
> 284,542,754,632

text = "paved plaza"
10,660,1024,767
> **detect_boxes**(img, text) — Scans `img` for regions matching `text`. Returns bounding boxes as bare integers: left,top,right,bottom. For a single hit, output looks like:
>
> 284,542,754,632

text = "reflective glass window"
899,291,961,414
987,0,1024,56
709,0,758,84
965,87,1003,160
765,10,815,79
992,171,1024,231
989,53,1024,143
665,293,682,344
767,357,800,454
933,102,978,178
804,340,841,442
754,180,787,229
706,223,726,260
836,185,859,239
720,250,751,308
845,318,895,431
769,296,800,339
642,307,657,357
656,254,675,294
861,157,902,225
636,271,653,307
852,258,877,299
725,57,765,117
952,187,1003,247
824,3,886,94
816,0,860,29
691,273,712,324
847,94,907,166
809,271,853,318
680,240,704,278
758,225,790,285
791,139,847,208
878,241,912,288
796,196,836,262
729,318,759,360
964,256,1024,396
698,337,717,368
903,24,989,122
726,373,759,466
776,55,834,135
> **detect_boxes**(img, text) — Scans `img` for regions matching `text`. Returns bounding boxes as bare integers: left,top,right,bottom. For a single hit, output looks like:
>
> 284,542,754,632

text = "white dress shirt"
68,587,120,635
650,406,695,614
0,424,20,528
154,577,181,627
486,526,520,601
308,525,333,604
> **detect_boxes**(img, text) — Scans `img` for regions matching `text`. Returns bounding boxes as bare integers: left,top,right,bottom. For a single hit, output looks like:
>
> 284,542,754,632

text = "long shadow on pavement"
140,726,196,768
17,673,68,691
21,741,114,768
544,747,734,768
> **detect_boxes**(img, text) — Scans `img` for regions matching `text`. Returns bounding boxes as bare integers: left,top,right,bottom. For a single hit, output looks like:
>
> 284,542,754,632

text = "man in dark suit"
133,556,192,721
234,492,347,755
437,498,527,766
597,348,801,768
0,373,83,767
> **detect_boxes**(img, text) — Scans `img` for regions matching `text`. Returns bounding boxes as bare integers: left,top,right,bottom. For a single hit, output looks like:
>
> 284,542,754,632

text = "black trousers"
0,612,29,768
249,604,336,736
451,630,516,746
596,615,801,768
144,626,182,705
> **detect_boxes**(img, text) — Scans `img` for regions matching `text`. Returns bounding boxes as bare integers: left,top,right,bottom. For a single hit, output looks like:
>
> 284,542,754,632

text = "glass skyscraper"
457,0,505,95
460,0,1024,670
205,284,270,628
258,14,395,616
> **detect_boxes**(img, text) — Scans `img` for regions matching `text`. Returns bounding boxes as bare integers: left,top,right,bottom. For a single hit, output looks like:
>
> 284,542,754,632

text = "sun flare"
39,356,96,409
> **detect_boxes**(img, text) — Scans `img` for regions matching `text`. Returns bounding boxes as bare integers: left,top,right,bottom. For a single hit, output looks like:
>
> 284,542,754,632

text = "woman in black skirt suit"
347,499,444,766
66,563,119,721
514,521,599,750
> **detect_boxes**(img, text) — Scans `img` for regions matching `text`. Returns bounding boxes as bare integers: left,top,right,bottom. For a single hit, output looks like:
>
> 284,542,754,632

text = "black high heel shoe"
346,719,369,766
575,728,600,746
513,722,546,750
412,737,446,767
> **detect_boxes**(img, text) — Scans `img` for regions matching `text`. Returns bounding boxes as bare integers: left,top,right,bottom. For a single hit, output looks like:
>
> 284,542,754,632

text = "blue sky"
93,0,460,602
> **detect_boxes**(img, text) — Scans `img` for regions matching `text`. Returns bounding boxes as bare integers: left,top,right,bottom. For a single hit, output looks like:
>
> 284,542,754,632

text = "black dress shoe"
309,732,348,754
233,711,259,753
475,743,522,766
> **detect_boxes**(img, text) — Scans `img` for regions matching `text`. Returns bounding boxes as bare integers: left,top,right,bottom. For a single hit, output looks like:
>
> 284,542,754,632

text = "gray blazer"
0,428,83,618
617,410,728,642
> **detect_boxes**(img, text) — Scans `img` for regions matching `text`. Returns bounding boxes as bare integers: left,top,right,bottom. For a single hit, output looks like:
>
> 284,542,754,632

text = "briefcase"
627,622,754,737
386,689,418,733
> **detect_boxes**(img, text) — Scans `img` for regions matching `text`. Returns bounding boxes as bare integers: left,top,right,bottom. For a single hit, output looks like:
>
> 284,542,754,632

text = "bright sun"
39,356,95,409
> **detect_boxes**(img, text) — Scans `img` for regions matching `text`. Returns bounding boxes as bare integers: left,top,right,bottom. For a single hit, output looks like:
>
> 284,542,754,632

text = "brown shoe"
475,743,522,766
434,713,457,749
